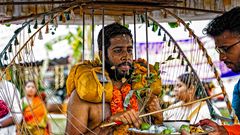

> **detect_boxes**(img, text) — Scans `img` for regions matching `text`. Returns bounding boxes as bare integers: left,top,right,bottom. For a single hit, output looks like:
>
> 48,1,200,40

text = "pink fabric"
0,100,9,118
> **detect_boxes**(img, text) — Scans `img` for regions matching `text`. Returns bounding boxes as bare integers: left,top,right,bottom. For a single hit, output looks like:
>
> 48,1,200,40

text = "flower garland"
110,83,138,115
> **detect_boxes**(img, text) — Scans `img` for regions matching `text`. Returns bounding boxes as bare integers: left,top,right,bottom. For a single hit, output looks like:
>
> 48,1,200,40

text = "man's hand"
195,119,228,135
109,109,142,128
146,95,162,123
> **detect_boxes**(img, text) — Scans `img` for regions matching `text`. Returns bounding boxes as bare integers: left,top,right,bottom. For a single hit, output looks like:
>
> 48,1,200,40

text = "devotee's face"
174,79,192,102
25,82,37,97
107,34,133,77
214,31,240,73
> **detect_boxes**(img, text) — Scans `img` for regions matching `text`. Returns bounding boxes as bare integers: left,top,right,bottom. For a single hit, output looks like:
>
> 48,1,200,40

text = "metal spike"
38,30,43,40
28,25,31,33
173,45,176,53
181,58,184,65
41,15,46,25
8,44,12,52
177,52,181,59
167,39,171,47
14,37,19,46
33,19,38,29
45,23,49,34
66,12,71,21
158,28,161,36
4,52,8,60
163,33,166,41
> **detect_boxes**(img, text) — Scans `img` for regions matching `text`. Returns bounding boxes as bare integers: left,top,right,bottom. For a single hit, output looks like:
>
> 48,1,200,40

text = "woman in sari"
22,80,49,135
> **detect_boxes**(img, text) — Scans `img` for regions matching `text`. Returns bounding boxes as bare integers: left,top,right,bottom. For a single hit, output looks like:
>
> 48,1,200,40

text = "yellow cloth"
66,64,113,103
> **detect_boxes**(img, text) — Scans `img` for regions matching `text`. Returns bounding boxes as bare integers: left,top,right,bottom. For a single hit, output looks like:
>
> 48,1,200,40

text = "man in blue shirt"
232,79,240,119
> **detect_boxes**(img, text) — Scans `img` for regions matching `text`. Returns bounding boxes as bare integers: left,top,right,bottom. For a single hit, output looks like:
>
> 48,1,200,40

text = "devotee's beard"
105,60,133,81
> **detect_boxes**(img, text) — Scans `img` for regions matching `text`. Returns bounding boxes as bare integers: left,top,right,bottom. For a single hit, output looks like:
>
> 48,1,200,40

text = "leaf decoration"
168,22,179,28
152,22,158,32
123,90,134,108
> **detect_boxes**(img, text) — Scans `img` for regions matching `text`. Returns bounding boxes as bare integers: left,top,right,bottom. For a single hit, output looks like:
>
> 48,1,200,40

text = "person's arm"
0,116,14,128
65,91,113,135
232,80,240,119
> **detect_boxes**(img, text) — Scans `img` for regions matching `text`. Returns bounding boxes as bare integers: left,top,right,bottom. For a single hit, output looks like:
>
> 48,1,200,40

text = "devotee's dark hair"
203,6,240,37
97,23,133,55
177,73,204,99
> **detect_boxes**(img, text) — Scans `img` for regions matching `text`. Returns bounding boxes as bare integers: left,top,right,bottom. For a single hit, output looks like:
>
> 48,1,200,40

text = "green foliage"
168,22,179,28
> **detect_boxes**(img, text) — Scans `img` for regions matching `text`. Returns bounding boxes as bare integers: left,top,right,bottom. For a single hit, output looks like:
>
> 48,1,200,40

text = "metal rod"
145,8,151,124
122,14,125,26
133,11,137,60
92,9,95,60
101,8,106,122
82,11,85,61
145,9,150,77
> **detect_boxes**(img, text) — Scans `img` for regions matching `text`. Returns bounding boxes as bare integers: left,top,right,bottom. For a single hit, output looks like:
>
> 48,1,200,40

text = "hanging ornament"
38,30,43,40
181,58,184,65
59,14,63,21
66,12,71,21
70,9,75,19
30,38,34,46
4,52,8,60
28,24,31,33
163,12,167,18
8,44,12,52
33,19,38,29
18,54,22,62
173,45,176,53
158,28,161,36
185,65,189,72
41,15,46,25
163,33,166,41
177,52,181,59
140,14,145,23
14,37,19,46
167,39,171,47
62,13,66,23
54,17,58,28
45,23,49,34
50,14,54,24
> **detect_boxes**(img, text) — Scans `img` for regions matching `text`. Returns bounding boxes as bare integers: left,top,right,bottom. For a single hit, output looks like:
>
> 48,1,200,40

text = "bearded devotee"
65,23,163,134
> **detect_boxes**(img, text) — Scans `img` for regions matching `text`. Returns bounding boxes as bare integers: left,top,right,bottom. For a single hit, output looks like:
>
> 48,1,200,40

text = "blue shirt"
232,79,240,119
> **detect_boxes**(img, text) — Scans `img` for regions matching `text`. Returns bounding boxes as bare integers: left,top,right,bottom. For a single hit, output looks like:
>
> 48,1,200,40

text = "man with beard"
65,23,161,135
182,6,240,135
